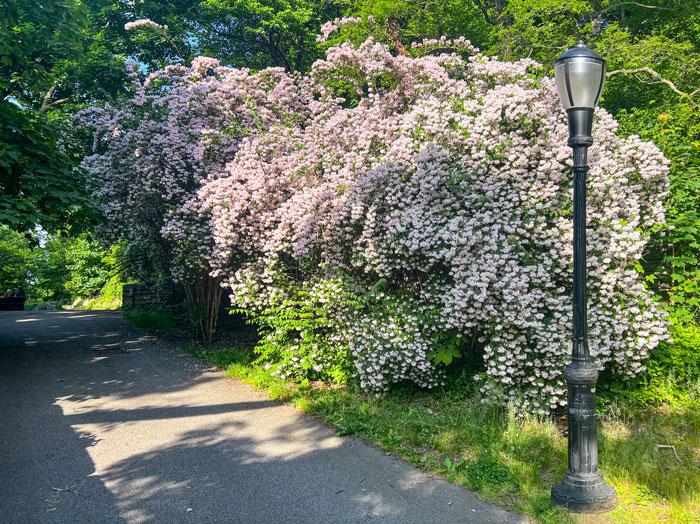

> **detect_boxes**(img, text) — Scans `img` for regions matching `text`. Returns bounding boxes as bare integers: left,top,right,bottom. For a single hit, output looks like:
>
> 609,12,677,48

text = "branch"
426,46,464,56
599,2,674,14
40,85,56,113
606,67,699,106
473,0,498,25
259,31,291,71
655,444,682,462
39,85,70,113
386,18,407,56
48,98,70,110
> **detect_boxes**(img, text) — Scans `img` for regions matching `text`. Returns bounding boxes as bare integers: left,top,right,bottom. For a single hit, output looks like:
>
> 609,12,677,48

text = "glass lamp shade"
554,42,606,110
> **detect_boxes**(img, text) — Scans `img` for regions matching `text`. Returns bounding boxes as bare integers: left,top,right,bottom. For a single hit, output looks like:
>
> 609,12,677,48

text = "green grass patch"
24,300,43,310
70,274,129,310
188,345,700,524
24,300,63,310
124,307,175,331
71,297,121,310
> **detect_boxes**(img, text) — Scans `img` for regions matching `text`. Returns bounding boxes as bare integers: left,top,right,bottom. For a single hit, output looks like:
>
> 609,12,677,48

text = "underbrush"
70,274,126,310
124,307,175,331
186,345,700,524
23,300,64,311
23,300,42,310
71,297,121,310
599,321,700,410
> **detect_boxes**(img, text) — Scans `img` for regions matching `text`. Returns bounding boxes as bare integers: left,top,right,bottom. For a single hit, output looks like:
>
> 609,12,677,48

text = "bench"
0,297,26,311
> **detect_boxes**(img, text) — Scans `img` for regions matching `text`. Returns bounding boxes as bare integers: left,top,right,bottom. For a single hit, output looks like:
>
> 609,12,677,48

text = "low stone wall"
122,284,158,310
121,282,235,328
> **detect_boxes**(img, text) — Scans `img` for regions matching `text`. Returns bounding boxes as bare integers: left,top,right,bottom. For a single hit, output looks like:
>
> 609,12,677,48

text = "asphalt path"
0,310,527,524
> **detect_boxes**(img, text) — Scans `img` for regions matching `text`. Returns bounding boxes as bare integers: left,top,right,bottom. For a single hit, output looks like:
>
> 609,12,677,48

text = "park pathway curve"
0,310,527,524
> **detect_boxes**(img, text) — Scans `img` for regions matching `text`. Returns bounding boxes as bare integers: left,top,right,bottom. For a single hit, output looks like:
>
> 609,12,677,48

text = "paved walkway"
0,310,527,523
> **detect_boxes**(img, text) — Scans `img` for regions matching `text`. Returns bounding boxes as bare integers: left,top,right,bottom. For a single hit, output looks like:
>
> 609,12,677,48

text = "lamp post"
550,41,617,514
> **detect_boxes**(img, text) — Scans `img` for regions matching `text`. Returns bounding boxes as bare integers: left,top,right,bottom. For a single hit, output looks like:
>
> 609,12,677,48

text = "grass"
71,297,121,310
186,345,700,524
24,300,63,310
124,307,175,331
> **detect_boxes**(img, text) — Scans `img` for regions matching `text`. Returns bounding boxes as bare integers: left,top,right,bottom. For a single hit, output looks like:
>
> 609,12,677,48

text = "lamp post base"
551,470,617,513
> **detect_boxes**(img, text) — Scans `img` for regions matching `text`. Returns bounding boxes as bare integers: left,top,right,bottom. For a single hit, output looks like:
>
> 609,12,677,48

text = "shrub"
235,276,353,384
201,38,670,412
79,58,305,339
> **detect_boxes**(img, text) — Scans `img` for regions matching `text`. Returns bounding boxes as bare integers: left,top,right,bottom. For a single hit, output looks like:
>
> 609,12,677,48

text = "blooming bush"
201,38,670,411
80,31,670,409
79,58,304,337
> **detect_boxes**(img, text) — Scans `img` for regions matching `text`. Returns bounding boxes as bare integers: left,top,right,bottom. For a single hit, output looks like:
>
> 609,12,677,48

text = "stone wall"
122,284,158,310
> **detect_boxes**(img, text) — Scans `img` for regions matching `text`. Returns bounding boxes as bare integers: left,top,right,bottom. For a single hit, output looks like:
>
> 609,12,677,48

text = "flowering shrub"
124,19,168,31
201,38,670,411
79,58,303,337
235,271,354,384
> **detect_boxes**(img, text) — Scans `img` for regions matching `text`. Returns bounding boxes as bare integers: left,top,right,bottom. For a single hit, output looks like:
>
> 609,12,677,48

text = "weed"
463,457,512,490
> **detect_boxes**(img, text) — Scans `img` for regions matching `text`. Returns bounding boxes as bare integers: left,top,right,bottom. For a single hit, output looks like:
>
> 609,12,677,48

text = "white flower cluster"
124,19,168,31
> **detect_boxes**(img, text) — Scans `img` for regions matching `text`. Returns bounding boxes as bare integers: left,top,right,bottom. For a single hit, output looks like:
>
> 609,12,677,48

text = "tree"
1,0,85,108
194,0,348,71
0,103,92,233
30,236,72,302
84,0,349,72
1,0,127,111
0,0,124,234
30,234,115,301
0,227,33,294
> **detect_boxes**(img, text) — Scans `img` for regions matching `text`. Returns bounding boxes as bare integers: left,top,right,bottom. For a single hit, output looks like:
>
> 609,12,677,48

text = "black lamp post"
550,41,617,514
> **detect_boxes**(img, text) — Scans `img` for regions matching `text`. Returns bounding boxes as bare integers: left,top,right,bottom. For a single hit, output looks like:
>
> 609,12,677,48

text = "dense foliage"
30,234,120,301
77,0,351,72
0,0,129,234
0,228,121,303
0,227,33,294
78,58,306,337
194,39,669,411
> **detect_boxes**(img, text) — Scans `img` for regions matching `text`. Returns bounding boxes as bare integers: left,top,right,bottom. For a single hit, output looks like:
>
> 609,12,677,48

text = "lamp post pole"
550,42,617,514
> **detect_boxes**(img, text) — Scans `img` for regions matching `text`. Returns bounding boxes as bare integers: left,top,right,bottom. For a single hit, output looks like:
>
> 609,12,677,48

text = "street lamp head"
554,41,606,110
554,41,606,144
